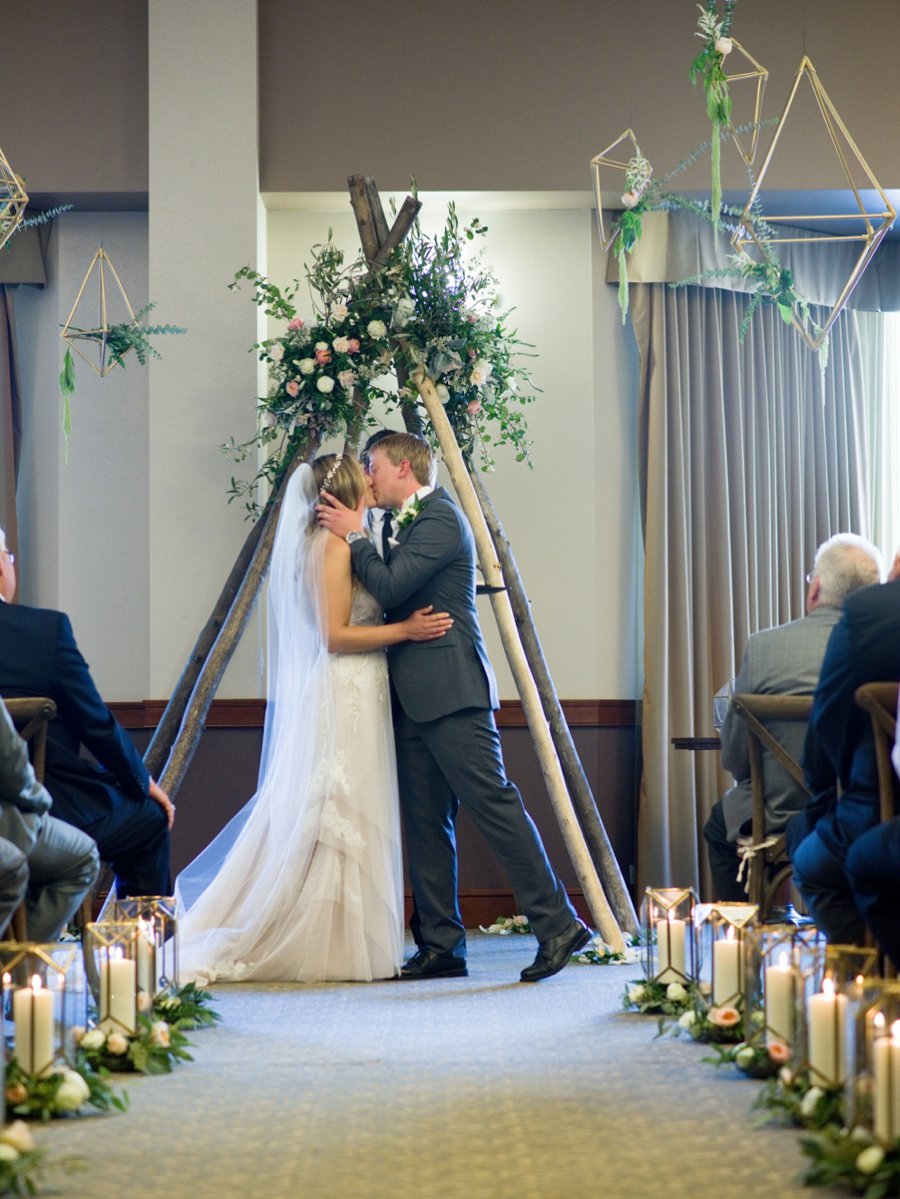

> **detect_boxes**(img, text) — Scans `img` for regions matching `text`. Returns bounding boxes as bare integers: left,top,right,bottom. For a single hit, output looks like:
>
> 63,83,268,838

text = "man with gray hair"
704,533,882,900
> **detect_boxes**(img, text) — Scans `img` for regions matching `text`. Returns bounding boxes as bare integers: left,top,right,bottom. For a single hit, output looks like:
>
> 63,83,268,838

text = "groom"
318,432,590,981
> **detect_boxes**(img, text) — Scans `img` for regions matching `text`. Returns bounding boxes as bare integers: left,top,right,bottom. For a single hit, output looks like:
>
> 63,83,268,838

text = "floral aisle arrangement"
690,0,738,229
572,934,642,966
4,1057,125,1122
801,1128,900,1198
151,982,220,1031
227,203,537,515
661,997,746,1045
752,1067,844,1132
479,915,532,935
621,978,705,1016
73,1017,193,1076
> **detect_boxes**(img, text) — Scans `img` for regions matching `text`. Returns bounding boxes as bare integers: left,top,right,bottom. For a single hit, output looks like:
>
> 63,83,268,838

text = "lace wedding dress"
176,469,403,983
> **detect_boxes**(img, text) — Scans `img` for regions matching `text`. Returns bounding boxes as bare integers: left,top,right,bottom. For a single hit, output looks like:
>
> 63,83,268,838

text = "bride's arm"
323,535,452,653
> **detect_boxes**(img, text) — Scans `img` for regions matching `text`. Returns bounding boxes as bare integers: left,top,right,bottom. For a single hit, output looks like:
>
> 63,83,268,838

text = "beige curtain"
631,283,870,895
0,287,21,556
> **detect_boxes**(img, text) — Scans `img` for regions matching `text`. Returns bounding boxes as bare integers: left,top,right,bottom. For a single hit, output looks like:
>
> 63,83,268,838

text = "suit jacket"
0,699,51,856
350,487,498,723
0,602,149,829
801,578,900,857
719,605,841,842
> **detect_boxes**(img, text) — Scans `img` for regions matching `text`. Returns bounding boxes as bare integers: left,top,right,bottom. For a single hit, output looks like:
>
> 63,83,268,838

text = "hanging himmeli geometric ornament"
722,38,768,166
60,246,137,376
732,56,896,351
0,145,29,253
590,128,649,250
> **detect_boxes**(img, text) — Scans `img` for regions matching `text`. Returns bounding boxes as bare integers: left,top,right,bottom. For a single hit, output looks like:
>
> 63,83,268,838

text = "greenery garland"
226,203,537,515
689,1,738,230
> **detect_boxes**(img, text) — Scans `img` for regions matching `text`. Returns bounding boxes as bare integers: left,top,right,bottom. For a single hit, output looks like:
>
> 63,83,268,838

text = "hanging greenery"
690,1,738,230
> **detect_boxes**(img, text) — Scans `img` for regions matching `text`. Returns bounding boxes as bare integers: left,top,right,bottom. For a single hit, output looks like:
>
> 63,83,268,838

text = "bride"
176,453,452,983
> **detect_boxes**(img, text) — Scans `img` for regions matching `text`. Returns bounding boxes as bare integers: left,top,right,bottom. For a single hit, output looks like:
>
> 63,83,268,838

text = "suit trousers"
791,827,865,945
394,706,576,957
0,839,28,939
846,818,900,966
26,815,100,942
81,797,170,898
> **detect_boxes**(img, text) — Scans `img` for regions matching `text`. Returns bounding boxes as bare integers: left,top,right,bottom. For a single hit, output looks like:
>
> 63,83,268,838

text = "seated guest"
704,534,882,900
0,700,98,939
0,527,174,898
790,567,900,944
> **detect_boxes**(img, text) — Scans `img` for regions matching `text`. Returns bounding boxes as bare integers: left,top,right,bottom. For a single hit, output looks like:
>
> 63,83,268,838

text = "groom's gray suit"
350,486,577,959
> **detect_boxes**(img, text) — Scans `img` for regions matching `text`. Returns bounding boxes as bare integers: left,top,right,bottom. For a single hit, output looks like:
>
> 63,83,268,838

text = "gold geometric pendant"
723,38,768,167
731,56,896,350
60,247,137,377
590,129,649,249
0,145,29,253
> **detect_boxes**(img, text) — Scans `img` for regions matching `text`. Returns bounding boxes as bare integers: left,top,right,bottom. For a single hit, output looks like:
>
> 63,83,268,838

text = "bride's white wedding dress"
176,469,403,983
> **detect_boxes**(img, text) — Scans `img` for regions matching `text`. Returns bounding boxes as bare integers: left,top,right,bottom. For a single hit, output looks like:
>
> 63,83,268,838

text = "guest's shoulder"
0,602,68,635
844,579,899,619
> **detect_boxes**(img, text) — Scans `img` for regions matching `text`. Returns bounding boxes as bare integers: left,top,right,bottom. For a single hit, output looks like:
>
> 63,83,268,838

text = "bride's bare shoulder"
323,531,351,565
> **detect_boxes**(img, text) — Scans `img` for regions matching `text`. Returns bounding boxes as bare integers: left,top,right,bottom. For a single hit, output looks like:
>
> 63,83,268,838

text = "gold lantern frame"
85,921,140,1036
0,941,85,1077
721,39,769,167
114,896,179,997
0,146,28,254
60,247,137,377
742,922,826,1066
695,901,758,1008
590,128,649,250
641,887,698,986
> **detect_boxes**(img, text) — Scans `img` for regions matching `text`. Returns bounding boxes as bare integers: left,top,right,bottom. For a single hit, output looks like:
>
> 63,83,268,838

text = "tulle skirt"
176,649,403,983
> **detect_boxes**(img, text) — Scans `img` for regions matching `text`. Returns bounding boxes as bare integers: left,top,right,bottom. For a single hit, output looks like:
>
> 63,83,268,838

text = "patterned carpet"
36,934,815,1198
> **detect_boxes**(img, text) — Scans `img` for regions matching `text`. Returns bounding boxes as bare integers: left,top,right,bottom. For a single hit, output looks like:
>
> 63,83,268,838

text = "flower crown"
318,453,343,495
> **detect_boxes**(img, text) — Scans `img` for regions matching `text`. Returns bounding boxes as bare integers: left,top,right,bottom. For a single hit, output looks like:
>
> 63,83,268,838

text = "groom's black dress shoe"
520,918,592,982
399,948,468,980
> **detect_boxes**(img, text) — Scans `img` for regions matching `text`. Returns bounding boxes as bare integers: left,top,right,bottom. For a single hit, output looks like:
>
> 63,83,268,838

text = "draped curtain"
631,282,871,894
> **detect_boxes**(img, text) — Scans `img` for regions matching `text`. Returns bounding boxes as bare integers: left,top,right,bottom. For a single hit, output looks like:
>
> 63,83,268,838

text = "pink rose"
346,338,360,354
315,347,332,365
466,399,482,416
332,336,351,354
709,1005,741,1028
767,1040,792,1064
287,317,305,331
285,380,300,397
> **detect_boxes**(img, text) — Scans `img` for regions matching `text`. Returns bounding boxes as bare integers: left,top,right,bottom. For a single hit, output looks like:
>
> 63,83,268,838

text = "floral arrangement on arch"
226,203,537,515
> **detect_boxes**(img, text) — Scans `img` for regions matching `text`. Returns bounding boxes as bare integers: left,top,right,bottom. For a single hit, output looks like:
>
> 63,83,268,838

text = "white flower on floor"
80,1028,105,1051
800,1086,825,1119
150,1021,171,1048
678,1010,697,1029
666,982,687,1002
628,984,647,1004
856,1145,885,1175
107,1033,129,1055
0,1122,35,1154
0,1146,19,1163
734,1044,756,1070
55,1070,90,1112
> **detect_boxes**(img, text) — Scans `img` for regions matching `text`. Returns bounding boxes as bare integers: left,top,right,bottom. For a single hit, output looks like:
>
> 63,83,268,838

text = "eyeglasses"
2,550,13,566
805,572,814,584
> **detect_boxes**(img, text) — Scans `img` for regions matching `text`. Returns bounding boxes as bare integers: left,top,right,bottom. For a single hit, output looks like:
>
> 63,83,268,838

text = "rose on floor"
73,1016,193,1076
4,1056,126,1121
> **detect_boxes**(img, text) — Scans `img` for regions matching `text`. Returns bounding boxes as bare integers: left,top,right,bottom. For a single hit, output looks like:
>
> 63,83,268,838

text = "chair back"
2,696,57,784
854,682,900,824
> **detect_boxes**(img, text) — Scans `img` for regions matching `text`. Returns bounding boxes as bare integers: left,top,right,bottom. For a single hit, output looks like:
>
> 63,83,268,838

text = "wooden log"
410,366,624,951
467,466,639,936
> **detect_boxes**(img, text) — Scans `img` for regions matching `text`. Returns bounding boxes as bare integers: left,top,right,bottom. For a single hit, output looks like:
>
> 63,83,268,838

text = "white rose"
666,982,687,1002
0,1146,19,1163
627,985,646,1004
137,991,154,1012
150,1021,171,1048
435,384,450,405
331,302,349,323
856,1145,885,1175
332,336,351,353
779,1066,794,1086
678,1010,697,1029
621,190,640,209
394,297,416,326
800,1086,825,1118
470,359,493,387
316,376,335,394
734,1045,756,1070
367,320,387,340
268,343,285,363
298,358,316,375
715,36,733,55
55,1071,90,1112
314,341,329,351
1,1121,35,1154
80,1028,106,1051
107,1033,129,1055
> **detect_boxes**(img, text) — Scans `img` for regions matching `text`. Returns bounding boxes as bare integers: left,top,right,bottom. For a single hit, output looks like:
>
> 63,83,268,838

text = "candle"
873,1018,900,1144
13,976,54,1075
99,947,137,1034
713,926,742,1005
764,951,795,1047
656,913,686,982
807,977,847,1085
136,919,157,996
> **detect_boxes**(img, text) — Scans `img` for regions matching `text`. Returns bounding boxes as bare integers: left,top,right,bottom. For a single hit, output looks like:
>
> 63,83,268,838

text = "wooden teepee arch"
147,176,638,945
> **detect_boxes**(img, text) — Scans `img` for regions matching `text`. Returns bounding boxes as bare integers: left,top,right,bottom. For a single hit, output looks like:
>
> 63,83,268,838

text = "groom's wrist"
346,531,364,545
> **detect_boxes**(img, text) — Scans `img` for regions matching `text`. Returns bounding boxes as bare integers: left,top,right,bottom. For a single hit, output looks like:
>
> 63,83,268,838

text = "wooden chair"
727,694,814,921
2,696,57,941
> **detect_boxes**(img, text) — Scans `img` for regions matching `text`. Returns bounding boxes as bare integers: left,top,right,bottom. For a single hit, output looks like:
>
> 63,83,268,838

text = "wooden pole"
467,466,639,935
410,366,625,951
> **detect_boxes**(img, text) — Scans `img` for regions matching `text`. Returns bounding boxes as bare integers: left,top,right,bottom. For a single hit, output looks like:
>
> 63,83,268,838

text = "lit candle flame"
31,975,42,993
892,1020,900,1042
777,951,789,969
822,976,835,998
725,925,735,942
874,1011,886,1030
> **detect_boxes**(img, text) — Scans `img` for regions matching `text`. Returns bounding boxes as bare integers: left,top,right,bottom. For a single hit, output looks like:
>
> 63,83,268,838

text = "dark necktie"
381,512,393,560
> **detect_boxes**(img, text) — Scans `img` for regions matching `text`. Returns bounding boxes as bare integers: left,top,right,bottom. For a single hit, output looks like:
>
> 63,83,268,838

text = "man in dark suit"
704,534,882,899
319,433,589,982
0,528,174,899
789,574,900,943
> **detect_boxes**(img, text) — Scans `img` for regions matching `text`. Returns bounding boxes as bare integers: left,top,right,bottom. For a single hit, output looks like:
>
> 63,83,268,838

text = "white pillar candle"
873,1019,900,1145
807,978,847,1086
99,948,137,1034
764,952,795,1047
136,920,157,996
13,976,54,1076
712,927,742,1005
656,915,686,982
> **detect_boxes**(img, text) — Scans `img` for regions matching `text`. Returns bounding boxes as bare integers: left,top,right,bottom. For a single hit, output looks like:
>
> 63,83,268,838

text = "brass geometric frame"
0,145,28,254
724,38,768,166
732,56,896,350
590,128,648,250
61,247,137,377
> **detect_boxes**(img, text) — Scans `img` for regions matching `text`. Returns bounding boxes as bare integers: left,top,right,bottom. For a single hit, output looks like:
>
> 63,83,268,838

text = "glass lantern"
742,922,826,1067
0,942,85,1078
843,981,900,1140
114,896,178,996
695,902,758,1008
642,888,698,985
85,922,140,1036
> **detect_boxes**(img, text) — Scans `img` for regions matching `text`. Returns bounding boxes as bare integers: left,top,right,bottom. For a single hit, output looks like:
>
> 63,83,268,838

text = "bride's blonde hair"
310,453,365,514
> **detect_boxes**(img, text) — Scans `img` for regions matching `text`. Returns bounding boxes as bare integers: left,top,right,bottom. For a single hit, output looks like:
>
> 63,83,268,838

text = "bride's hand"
403,605,453,642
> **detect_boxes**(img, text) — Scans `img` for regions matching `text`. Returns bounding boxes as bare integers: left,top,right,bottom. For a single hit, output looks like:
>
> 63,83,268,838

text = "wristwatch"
345,531,364,545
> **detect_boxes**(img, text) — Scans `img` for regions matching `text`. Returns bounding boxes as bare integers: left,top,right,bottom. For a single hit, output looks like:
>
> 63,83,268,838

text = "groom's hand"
316,492,365,540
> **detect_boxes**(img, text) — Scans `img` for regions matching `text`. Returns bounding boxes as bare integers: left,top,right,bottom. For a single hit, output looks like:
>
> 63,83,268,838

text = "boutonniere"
394,497,424,531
